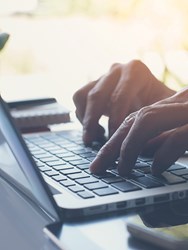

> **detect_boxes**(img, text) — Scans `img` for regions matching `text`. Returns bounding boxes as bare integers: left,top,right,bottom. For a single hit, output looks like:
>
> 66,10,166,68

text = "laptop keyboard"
23,131,188,199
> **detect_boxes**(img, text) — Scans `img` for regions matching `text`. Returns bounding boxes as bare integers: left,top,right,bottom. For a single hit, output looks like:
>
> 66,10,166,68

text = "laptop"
1,94,188,221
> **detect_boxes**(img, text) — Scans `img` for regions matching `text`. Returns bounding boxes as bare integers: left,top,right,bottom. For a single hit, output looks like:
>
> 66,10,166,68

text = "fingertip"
117,159,132,176
151,160,170,176
151,166,161,176
90,144,117,174
118,168,131,177
89,157,106,174
151,159,163,175
82,129,93,146
89,162,96,173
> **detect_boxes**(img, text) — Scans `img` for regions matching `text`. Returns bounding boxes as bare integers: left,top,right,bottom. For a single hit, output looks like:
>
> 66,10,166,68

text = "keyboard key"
30,149,45,155
55,149,75,158
129,171,144,179
67,172,89,180
112,181,141,192
41,156,59,162
134,162,150,168
42,144,59,150
48,148,68,154
68,145,86,151
94,172,115,179
71,148,92,154
45,170,59,176
63,155,83,162
110,169,119,175
84,182,108,190
70,159,90,165
60,180,75,187
133,176,163,188
46,160,66,167
77,164,90,170
138,156,153,162
52,164,72,171
76,177,99,185
137,167,151,174
55,152,75,158
183,175,188,180
52,174,67,181
68,185,85,193
167,163,186,172
79,152,97,158
39,166,51,172
60,168,81,175
77,191,95,199
44,146,62,151
154,172,186,185
171,168,188,176
102,176,124,184
93,187,119,196
34,153,52,159
86,156,96,162
35,160,45,167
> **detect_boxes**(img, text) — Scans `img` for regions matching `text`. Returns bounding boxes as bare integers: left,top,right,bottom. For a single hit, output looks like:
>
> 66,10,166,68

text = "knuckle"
109,64,122,77
123,59,147,77
110,62,121,71
128,59,143,68
122,116,133,127
72,89,83,105
136,106,154,122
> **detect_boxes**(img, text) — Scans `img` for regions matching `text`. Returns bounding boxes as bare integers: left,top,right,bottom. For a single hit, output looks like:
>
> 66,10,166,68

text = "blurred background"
1,0,188,110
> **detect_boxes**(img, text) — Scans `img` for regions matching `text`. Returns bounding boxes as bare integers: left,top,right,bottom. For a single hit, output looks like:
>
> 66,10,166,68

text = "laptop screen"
0,95,61,222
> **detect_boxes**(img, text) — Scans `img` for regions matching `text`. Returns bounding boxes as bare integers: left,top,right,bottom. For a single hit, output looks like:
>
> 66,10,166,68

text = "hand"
90,87,188,176
73,60,175,145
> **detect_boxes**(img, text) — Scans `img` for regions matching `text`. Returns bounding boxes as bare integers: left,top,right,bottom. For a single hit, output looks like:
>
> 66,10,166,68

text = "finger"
73,80,98,122
141,130,173,156
95,125,106,142
152,125,188,175
90,114,135,173
108,74,134,137
118,103,188,175
83,124,106,145
83,67,121,144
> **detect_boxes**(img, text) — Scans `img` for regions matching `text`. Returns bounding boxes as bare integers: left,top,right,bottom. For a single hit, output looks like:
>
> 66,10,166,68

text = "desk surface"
1,172,188,250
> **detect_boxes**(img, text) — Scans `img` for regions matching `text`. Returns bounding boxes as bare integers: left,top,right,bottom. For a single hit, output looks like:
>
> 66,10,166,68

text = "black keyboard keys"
93,187,119,196
133,176,163,188
84,182,108,190
112,181,141,192
154,172,186,185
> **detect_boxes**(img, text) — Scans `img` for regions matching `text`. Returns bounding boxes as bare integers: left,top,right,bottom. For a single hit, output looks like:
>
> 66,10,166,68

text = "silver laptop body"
0,95,188,218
